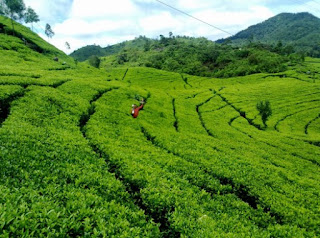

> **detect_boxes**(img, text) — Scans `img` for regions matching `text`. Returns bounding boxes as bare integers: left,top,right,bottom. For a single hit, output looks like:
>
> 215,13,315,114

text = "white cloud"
193,6,274,28
47,33,137,55
21,0,320,53
54,18,133,37
176,0,215,11
24,0,72,23
70,0,138,19
139,11,182,34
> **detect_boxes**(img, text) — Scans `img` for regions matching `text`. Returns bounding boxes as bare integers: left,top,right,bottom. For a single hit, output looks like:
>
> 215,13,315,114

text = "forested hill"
71,34,304,78
217,12,320,57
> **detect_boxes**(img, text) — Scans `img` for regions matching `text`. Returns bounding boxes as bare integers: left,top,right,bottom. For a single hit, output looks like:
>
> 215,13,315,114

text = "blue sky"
23,0,320,54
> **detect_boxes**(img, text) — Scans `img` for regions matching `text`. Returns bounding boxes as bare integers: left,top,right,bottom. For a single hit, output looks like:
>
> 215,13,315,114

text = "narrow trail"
262,75,314,83
185,90,206,99
305,113,320,135
192,89,318,168
202,103,228,113
0,90,26,127
274,106,320,132
122,68,129,81
0,79,70,89
78,89,173,237
52,80,72,88
230,116,320,167
196,92,216,137
180,74,192,88
276,99,320,111
79,89,112,133
172,98,179,132
140,126,284,227
0,72,41,78
228,115,241,127
215,92,262,130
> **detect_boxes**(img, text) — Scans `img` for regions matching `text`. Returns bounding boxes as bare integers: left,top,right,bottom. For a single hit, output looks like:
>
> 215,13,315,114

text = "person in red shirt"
131,98,145,118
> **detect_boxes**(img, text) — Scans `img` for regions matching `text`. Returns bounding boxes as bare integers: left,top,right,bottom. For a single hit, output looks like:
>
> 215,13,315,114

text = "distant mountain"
217,12,320,57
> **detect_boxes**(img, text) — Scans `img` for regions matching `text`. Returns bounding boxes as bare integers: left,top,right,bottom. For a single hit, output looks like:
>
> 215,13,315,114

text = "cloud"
54,18,133,37
70,0,138,20
48,33,137,55
22,0,320,54
193,6,273,27
138,11,182,34
24,0,73,23
176,0,216,11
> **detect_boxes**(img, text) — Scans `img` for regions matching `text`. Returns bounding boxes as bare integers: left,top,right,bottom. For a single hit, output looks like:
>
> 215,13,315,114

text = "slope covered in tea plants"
0,19,160,237
1,18,320,237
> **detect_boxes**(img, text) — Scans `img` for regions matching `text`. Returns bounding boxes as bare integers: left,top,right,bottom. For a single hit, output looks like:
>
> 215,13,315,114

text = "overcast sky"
23,0,320,54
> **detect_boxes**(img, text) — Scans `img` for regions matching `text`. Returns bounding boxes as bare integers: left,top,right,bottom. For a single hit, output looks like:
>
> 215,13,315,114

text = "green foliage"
219,12,320,58
70,45,107,62
2,0,25,34
0,1,5,15
91,35,297,78
88,55,101,68
45,23,54,39
3,0,25,20
256,100,272,127
24,6,39,31
65,41,70,50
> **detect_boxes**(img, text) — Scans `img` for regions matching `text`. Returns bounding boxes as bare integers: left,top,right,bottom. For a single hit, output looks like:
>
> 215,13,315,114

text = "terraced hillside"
0,17,320,237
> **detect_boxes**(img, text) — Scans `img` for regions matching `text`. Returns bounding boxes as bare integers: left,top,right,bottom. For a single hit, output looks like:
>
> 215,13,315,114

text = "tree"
116,50,128,64
88,55,100,68
256,100,272,127
159,34,168,46
24,6,39,31
65,41,71,50
45,23,54,40
3,0,26,35
0,0,5,15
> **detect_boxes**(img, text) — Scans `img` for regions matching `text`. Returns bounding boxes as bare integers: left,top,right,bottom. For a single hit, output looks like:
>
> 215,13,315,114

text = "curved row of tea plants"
0,30,162,236
79,66,320,236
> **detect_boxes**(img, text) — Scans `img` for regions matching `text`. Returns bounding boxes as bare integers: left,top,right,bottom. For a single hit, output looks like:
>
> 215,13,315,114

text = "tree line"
94,33,304,78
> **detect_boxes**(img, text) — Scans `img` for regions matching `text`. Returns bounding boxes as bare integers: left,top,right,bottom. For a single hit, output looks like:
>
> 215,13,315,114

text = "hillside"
218,12,320,57
72,35,303,78
70,45,108,62
1,17,320,237
0,15,72,63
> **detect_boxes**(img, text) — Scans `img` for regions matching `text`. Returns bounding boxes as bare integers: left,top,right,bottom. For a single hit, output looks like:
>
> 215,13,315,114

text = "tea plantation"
0,16,319,237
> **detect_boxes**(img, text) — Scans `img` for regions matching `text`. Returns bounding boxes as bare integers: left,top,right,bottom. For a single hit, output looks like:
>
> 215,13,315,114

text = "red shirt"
132,104,144,118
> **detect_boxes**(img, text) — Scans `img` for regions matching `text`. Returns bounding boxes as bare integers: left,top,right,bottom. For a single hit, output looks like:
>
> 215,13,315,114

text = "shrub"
88,55,100,68
256,100,272,127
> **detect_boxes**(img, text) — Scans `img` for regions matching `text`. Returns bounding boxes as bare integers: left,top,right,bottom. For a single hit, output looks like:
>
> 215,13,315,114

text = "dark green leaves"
256,100,272,127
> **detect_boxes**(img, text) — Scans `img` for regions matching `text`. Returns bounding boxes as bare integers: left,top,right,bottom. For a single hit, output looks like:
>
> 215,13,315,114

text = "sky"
22,0,320,54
